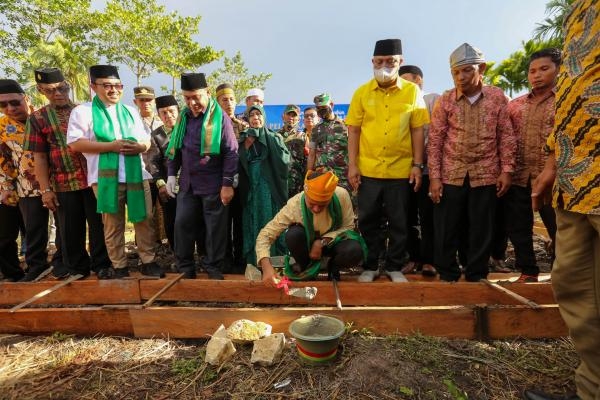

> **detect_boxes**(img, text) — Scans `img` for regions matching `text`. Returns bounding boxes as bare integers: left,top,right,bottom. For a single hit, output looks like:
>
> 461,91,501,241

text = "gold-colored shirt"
546,0,600,214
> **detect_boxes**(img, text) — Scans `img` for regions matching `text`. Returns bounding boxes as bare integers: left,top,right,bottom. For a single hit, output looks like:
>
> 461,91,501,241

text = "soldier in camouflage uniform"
278,104,307,198
307,93,351,193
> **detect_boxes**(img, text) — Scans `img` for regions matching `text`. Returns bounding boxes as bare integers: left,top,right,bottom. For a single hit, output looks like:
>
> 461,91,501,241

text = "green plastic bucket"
288,314,345,363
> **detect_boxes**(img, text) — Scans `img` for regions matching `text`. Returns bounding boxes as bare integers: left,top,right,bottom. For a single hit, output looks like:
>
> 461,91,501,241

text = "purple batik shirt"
167,109,239,196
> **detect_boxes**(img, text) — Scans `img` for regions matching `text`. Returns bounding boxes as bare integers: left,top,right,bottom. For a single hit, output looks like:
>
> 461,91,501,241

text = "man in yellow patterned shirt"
528,1,600,399
0,79,52,281
346,38,429,282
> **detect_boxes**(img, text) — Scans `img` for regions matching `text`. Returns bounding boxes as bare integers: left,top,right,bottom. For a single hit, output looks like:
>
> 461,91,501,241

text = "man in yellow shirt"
257,169,365,286
346,38,429,282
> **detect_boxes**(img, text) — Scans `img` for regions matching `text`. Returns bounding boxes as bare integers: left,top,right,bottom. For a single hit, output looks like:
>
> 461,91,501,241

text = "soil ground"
1,224,575,400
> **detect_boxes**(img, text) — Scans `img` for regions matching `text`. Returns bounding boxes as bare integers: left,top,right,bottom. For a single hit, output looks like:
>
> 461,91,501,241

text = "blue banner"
234,104,349,130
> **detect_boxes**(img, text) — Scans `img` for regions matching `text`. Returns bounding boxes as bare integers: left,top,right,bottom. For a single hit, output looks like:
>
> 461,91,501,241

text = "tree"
533,0,576,42
21,37,97,105
95,0,221,87
0,0,98,78
208,52,272,105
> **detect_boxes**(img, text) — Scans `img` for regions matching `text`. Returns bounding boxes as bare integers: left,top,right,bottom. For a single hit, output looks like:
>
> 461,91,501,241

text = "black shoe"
96,266,115,280
113,267,130,279
205,266,224,280
180,270,196,279
523,390,581,400
19,267,49,282
141,262,165,278
2,273,24,282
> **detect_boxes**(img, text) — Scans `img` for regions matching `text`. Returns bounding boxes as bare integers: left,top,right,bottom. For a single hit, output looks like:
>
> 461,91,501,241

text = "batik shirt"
309,117,350,192
278,127,307,198
0,115,40,197
507,91,555,187
546,0,600,214
428,85,516,187
24,104,88,192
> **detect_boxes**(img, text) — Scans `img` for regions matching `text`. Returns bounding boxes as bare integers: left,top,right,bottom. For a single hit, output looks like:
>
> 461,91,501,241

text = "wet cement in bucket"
289,314,345,363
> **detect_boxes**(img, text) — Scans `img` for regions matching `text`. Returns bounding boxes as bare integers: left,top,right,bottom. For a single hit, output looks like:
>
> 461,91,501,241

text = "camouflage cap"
313,93,332,106
284,104,300,115
133,86,155,99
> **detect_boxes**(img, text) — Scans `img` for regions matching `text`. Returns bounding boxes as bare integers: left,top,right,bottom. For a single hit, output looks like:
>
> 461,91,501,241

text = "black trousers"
417,174,435,265
433,177,496,282
159,195,177,250
18,196,50,274
0,205,23,280
490,196,508,260
503,185,539,275
358,177,410,271
225,187,245,273
55,188,111,275
175,189,228,273
285,225,363,271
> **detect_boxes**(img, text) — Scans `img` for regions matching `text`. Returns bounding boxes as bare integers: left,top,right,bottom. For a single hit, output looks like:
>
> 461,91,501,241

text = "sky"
94,0,551,105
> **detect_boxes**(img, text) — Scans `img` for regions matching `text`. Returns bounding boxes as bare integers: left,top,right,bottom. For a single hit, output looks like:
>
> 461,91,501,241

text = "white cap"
246,88,264,100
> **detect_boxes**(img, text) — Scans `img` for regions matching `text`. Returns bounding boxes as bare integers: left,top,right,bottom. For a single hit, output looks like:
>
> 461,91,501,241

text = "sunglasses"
94,82,124,91
0,99,23,108
39,84,70,95
137,98,153,102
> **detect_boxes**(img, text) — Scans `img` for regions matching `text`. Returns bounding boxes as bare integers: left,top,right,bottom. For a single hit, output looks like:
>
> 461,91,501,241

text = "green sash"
283,193,367,280
92,96,146,223
166,97,222,159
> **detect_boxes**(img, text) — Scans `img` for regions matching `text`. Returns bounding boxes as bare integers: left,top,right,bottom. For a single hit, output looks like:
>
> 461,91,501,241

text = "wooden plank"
10,274,84,312
0,308,133,336
486,305,567,339
130,306,477,339
139,279,557,306
0,305,568,340
0,279,141,306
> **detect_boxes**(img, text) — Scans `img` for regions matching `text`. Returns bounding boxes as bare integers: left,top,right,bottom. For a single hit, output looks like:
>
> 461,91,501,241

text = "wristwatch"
412,163,425,170
42,188,53,194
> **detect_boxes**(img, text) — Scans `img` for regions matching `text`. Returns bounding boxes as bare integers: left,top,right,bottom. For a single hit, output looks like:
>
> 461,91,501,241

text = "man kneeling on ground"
257,168,366,286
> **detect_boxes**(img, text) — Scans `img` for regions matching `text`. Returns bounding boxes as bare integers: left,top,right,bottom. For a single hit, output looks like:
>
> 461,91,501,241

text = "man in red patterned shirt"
502,49,560,283
24,68,112,279
427,43,516,282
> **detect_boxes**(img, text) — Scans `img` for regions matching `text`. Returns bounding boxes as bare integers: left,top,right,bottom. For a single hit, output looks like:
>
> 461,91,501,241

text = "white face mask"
373,66,399,83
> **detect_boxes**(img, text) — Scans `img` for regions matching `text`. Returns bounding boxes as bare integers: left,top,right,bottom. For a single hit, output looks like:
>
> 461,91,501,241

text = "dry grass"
0,331,577,400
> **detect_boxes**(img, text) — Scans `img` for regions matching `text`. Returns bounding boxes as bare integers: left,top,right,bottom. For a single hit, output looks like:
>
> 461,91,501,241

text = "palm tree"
533,0,576,42
22,36,97,106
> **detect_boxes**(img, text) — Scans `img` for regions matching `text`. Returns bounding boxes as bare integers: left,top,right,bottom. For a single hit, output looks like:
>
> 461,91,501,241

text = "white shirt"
66,101,152,185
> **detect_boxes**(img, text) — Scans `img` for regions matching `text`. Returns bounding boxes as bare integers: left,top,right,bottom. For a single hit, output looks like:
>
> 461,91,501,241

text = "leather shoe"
96,267,115,280
141,262,165,278
113,267,130,279
421,264,437,277
204,266,224,280
523,389,580,400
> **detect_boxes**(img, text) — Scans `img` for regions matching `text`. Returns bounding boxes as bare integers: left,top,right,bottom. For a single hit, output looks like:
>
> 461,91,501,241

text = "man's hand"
429,178,443,204
220,186,234,206
532,169,556,211
309,239,323,260
165,176,177,198
496,172,512,197
119,140,146,155
41,191,59,212
158,186,170,203
348,163,361,191
0,190,16,206
409,167,422,192
259,258,280,288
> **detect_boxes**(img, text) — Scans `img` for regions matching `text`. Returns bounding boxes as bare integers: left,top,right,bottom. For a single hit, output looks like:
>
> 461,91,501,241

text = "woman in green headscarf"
237,105,290,265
